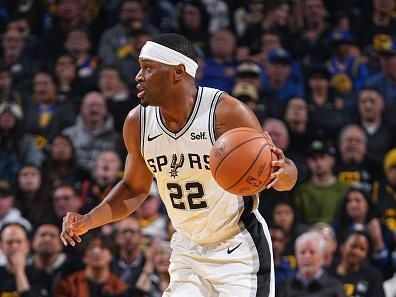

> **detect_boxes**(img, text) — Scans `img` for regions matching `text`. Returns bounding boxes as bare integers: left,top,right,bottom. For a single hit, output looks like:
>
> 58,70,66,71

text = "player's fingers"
266,177,279,189
270,168,284,180
72,233,81,243
61,231,76,246
271,159,285,168
271,146,285,159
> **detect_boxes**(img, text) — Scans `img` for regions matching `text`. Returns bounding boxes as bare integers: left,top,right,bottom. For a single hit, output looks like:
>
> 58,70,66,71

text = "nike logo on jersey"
227,242,242,254
148,133,163,141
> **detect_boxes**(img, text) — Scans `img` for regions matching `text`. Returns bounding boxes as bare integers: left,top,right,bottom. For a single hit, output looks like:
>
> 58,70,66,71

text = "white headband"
139,41,198,78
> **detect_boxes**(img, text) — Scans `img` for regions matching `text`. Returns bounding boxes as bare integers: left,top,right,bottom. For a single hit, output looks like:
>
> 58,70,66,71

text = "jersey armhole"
208,91,225,145
140,105,146,158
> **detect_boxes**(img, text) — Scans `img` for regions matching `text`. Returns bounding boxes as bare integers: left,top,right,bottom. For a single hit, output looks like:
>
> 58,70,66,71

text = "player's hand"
61,212,91,246
266,146,286,189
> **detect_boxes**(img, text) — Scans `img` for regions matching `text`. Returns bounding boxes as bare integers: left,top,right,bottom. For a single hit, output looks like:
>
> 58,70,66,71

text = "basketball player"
61,34,298,297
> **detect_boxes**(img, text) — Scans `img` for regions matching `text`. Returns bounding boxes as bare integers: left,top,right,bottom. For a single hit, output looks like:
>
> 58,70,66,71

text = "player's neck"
159,86,197,133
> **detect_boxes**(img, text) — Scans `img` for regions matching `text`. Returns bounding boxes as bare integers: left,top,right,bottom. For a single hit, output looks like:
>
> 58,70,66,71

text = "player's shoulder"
123,105,142,151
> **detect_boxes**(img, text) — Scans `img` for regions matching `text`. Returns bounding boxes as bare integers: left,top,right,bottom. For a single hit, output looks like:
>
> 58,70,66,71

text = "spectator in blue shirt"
262,48,305,104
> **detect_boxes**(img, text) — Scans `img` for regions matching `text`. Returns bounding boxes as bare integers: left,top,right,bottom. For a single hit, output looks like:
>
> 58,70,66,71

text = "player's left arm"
214,94,297,191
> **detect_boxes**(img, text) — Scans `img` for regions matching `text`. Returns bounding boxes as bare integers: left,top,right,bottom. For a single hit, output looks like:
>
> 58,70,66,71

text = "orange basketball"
209,127,277,196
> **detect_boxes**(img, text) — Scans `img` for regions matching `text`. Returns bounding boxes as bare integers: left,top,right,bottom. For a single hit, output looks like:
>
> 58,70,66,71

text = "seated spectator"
276,231,346,297
335,124,383,195
376,149,396,246
306,66,350,143
112,216,146,286
365,39,396,108
0,67,23,106
0,180,31,241
199,28,238,93
262,49,305,104
80,150,122,213
23,72,76,151
294,140,349,224
0,27,38,95
330,230,386,297
14,164,51,225
64,28,97,82
98,66,138,133
0,223,48,296
28,221,82,294
135,181,168,241
269,224,296,285
383,251,396,297
42,134,82,186
333,186,392,274
309,222,338,269
62,91,121,174
51,182,82,225
114,21,151,87
327,29,369,97
232,82,262,121
54,232,130,297
357,87,394,165
271,199,308,257
0,102,43,184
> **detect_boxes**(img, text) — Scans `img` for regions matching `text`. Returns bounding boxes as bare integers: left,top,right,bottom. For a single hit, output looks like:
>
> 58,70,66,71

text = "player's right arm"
61,106,153,246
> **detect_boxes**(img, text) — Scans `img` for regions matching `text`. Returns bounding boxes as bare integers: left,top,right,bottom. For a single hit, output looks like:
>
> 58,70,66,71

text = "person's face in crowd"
304,0,326,22
57,0,81,21
55,55,76,82
0,194,13,219
0,71,12,91
115,217,142,253
263,120,289,150
33,73,57,104
0,225,30,259
209,29,236,60
99,69,124,95
83,238,112,269
0,109,17,131
307,153,334,177
386,165,396,186
296,238,323,277
131,32,151,53
308,74,329,98
267,62,291,85
94,151,121,186
7,19,30,37
81,92,107,124
65,30,90,55
339,127,367,164
154,245,171,274
136,194,161,219
274,4,290,27
261,33,281,55
53,186,81,218
284,98,308,125
18,166,41,192
120,1,144,24
181,3,202,31
2,29,24,58
379,54,396,79
334,43,351,59
270,228,286,258
32,224,62,256
272,203,294,233
358,89,384,122
311,228,337,265
345,190,368,222
373,0,395,14
51,135,74,162
236,73,261,90
341,234,369,267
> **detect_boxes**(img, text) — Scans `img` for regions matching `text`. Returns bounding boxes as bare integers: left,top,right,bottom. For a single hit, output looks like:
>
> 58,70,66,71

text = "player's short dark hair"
151,33,198,63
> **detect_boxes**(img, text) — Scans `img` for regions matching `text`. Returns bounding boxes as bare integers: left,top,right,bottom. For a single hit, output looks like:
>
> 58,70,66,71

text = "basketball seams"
224,142,270,191
213,136,267,178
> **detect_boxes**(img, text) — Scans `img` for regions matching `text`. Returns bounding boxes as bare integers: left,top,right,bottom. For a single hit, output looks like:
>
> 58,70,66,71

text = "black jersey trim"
140,105,146,158
208,91,224,145
155,87,203,140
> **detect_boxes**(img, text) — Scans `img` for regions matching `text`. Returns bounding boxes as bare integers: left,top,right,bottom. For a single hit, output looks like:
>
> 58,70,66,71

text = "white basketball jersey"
140,86,258,244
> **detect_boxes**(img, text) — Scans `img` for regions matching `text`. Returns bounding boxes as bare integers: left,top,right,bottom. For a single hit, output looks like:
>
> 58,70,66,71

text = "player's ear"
174,64,186,81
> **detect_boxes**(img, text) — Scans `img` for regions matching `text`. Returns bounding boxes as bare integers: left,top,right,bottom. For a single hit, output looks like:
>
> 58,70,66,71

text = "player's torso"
140,86,249,244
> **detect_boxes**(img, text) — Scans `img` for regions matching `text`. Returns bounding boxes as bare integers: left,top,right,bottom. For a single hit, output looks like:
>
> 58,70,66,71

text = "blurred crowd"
0,0,396,296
